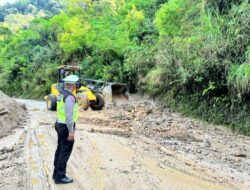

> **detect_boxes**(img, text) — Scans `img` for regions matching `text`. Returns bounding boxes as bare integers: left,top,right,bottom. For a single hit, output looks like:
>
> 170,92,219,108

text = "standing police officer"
53,75,79,184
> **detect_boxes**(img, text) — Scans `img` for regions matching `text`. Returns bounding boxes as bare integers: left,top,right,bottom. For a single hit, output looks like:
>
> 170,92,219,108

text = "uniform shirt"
64,92,76,132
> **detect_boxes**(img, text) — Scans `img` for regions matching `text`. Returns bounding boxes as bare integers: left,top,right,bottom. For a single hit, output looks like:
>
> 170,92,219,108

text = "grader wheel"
76,93,89,111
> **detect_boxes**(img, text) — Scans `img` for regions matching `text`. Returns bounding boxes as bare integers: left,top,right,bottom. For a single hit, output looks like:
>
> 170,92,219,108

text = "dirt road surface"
0,95,250,190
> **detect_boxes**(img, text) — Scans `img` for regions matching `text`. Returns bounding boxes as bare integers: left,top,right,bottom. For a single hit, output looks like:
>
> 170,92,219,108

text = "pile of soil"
0,91,26,138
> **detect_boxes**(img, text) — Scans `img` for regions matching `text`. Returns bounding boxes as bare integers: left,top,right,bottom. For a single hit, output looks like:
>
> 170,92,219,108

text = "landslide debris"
0,91,26,138
79,95,250,185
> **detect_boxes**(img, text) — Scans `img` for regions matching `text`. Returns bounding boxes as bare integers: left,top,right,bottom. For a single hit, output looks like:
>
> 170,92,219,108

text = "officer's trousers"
53,122,75,180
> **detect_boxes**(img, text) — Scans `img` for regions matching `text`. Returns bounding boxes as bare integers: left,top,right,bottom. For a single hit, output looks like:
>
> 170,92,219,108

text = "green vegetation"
0,0,250,135
0,0,63,21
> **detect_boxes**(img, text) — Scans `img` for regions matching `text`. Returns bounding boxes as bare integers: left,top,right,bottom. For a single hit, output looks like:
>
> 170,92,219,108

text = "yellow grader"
44,65,129,111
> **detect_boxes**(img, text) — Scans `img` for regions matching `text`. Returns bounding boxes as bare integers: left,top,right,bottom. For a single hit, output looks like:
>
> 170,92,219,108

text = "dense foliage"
0,0,250,135
0,0,63,22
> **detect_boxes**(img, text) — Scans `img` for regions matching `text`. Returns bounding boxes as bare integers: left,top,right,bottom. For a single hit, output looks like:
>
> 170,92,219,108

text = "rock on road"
0,95,250,190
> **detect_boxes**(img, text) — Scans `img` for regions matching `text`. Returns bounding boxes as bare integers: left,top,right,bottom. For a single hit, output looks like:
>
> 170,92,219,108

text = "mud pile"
0,91,26,138
79,95,250,185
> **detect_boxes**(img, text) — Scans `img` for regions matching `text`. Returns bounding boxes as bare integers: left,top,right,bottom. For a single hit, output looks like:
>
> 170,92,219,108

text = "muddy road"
0,95,250,190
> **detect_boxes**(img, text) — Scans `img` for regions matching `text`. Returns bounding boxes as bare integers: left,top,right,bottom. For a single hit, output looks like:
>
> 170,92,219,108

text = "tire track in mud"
83,131,235,190
26,114,51,190
70,132,106,190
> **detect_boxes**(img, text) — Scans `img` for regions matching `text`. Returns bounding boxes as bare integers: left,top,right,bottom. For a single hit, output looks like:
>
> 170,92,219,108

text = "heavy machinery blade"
80,78,129,104
102,83,129,103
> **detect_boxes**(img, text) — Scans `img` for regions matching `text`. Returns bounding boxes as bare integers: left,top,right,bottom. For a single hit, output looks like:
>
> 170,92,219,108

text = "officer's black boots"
54,176,73,184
